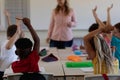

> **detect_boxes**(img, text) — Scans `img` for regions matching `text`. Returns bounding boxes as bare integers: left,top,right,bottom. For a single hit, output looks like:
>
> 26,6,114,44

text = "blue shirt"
111,36,120,68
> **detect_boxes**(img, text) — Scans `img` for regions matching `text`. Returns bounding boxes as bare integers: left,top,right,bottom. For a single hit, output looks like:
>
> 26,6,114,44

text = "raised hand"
92,6,97,12
4,10,11,26
4,10,10,17
92,6,105,30
107,4,113,12
16,16,22,26
22,18,31,26
105,4,114,33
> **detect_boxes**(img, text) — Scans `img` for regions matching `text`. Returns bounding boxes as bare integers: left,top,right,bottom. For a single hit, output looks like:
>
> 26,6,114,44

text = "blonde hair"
55,0,70,16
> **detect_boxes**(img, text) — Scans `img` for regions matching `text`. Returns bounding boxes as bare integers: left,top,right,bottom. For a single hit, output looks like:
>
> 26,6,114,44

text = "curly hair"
15,38,33,50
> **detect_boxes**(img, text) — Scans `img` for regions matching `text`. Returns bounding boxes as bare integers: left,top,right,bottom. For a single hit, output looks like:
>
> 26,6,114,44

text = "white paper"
80,67,93,73
39,67,46,73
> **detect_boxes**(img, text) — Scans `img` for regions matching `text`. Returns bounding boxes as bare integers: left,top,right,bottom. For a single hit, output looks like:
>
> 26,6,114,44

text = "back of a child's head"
15,38,33,59
88,23,99,32
15,38,33,50
7,24,17,37
114,22,120,32
19,73,46,80
88,23,99,50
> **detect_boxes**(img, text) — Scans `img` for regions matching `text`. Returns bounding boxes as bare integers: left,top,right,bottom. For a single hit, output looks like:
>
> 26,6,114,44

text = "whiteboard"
30,0,120,30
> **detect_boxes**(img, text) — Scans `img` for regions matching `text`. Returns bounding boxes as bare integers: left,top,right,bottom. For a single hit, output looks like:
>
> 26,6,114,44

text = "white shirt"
0,40,17,71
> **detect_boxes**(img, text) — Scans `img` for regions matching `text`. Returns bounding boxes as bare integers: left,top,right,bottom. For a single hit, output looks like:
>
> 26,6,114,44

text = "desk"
61,61,93,80
57,48,92,80
39,47,65,80
38,61,65,80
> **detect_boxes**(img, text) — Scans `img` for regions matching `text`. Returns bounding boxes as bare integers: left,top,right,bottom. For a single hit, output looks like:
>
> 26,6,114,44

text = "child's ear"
15,50,18,55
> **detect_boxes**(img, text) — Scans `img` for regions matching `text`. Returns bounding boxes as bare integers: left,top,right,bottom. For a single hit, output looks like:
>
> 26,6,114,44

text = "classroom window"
5,0,30,29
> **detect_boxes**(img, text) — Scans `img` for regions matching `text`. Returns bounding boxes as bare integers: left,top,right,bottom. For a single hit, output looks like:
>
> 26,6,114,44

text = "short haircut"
88,23,99,51
7,24,17,37
114,22,120,32
88,23,99,32
15,38,33,50
19,73,46,80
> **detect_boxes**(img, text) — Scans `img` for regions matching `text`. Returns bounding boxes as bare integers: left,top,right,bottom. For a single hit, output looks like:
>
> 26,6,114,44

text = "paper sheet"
80,67,93,73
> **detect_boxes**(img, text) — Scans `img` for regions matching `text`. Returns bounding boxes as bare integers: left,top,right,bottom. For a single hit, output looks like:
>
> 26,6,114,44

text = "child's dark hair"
7,24,17,37
19,73,46,80
88,23,98,32
88,23,99,50
15,38,33,49
114,22,120,32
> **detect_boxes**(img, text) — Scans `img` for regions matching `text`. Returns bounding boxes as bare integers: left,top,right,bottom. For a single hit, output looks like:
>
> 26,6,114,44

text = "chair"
7,73,54,80
84,74,120,80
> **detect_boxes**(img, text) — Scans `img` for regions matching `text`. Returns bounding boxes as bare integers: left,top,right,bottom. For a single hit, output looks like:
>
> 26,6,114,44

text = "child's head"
7,24,17,38
88,23,98,32
113,22,120,38
88,23,99,51
15,38,33,59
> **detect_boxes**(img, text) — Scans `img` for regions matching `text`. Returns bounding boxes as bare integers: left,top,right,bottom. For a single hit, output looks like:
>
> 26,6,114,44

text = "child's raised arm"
22,18,40,53
106,4,113,26
16,17,25,38
92,6,106,29
4,10,11,26
84,28,103,59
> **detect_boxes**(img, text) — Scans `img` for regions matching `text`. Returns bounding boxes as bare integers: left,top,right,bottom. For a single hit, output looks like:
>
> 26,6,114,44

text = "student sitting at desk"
11,18,40,73
84,5,114,74
0,10,23,80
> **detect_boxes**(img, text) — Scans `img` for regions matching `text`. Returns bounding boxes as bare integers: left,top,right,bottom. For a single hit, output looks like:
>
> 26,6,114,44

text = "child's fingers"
16,17,23,20
110,4,113,9
93,6,97,11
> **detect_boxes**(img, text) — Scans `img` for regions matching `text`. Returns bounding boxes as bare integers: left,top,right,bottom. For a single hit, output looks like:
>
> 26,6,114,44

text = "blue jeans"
50,39,73,49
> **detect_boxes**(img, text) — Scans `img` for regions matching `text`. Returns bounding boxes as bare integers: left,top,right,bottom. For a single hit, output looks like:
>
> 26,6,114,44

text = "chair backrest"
84,74,120,80
7,73,54,80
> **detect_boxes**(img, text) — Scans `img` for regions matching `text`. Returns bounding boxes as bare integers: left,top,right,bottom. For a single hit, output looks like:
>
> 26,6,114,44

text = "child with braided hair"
84,5,114,74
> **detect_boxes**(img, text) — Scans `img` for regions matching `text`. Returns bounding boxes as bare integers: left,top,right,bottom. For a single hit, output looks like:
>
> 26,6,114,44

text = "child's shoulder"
112,36,120,40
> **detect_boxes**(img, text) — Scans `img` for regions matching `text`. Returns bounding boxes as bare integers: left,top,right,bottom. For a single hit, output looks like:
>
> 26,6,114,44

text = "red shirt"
12,50,40,73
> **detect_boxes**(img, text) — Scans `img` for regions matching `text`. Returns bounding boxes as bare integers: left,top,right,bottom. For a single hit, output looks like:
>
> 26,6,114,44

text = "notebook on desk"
80,67,93,73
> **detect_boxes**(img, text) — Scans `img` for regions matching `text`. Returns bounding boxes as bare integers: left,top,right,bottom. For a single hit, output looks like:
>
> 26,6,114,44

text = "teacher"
46,0,76,49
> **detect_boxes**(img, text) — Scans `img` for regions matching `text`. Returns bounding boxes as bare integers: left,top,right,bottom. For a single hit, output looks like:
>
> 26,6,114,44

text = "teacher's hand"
67,22,72,27
46,38,50,43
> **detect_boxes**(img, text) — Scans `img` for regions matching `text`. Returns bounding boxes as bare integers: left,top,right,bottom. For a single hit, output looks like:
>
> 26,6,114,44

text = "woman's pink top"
47,8,77,41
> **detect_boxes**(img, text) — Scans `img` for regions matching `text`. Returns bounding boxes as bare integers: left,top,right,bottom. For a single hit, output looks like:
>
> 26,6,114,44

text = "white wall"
30,0,56,30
